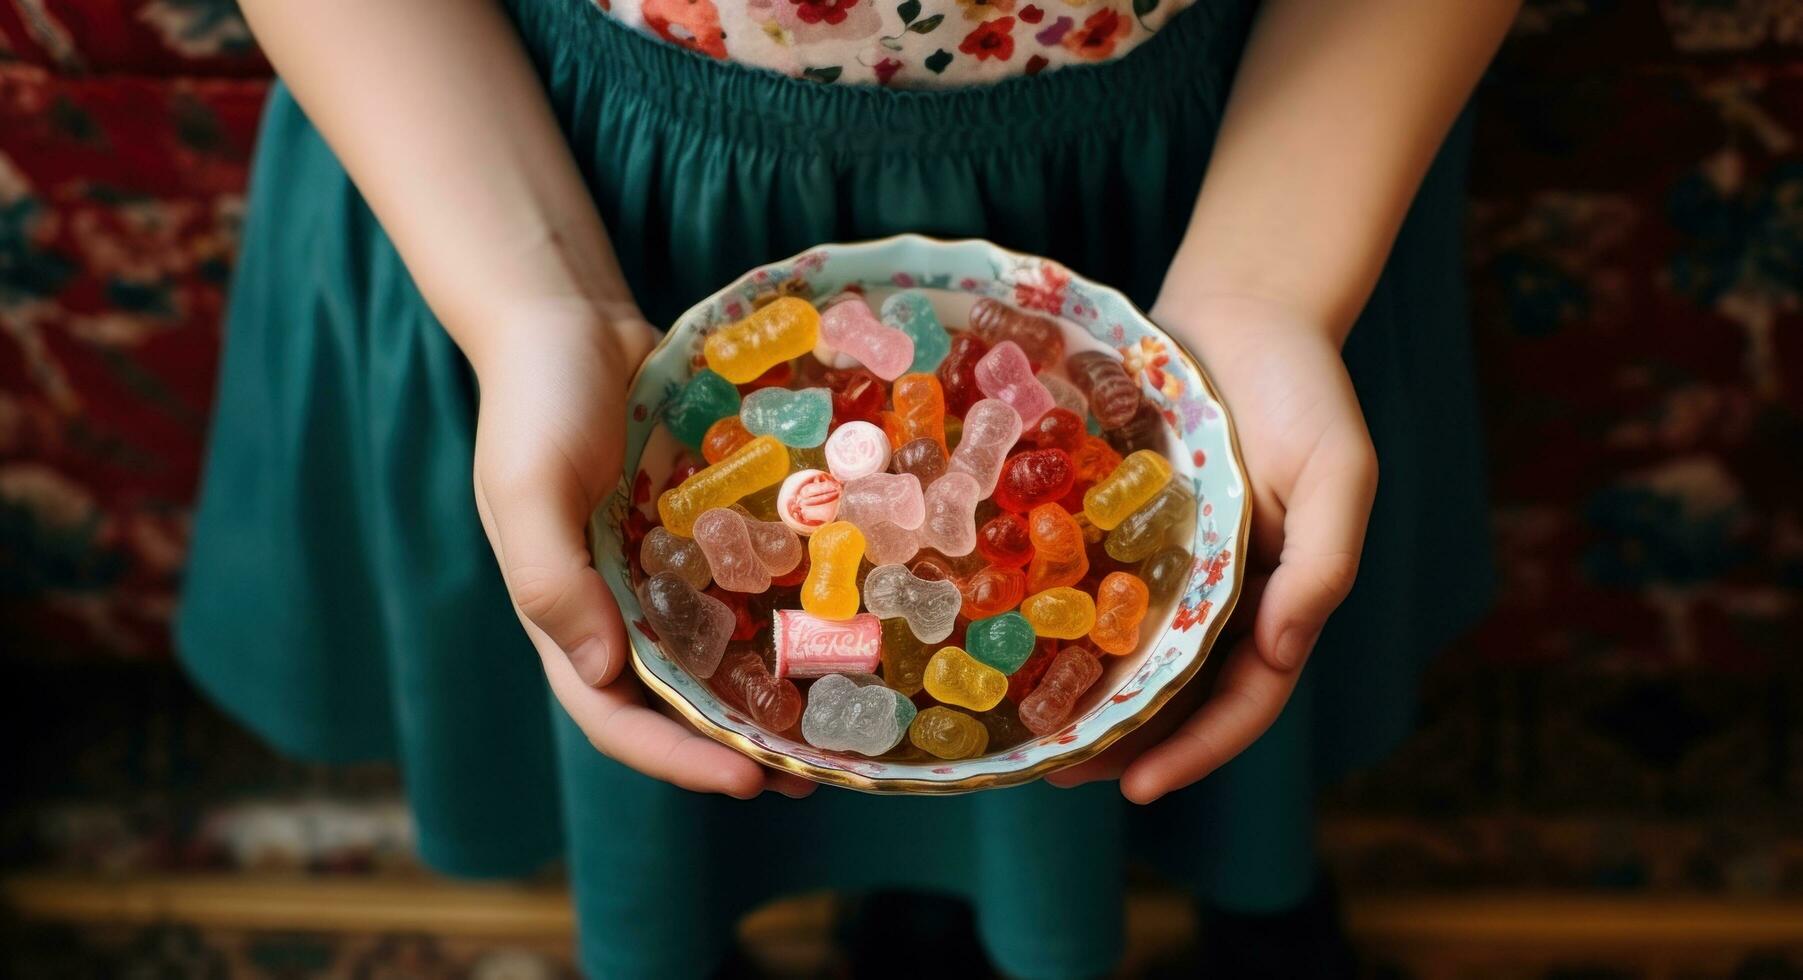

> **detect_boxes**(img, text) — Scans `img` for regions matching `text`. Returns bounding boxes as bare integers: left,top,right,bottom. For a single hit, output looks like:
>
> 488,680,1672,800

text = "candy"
911,548,983,584
968,298,1064,371
740,484,782,523
891,373,948,452
1027,407,1085,454
994,448,1075,513
974,341,1055,426
958,565,1026,619
946,399,1022,497
1140,546,1193,602
923,646,1008,711
693,507,773,593
1083,449,1174,530
731,507,805,575
909,706,989,760
862,563,962,643
1021,587,1097,640
825,368,887,426
713,648,803,731
773,608,882,677
1066,351,1143,428
977,700,1034,747
936,333,989,417
1104,480,1194,562
1104,401,1166,455
965,611,1036,674
861,520,920,566
790,445,829,471
1070,436,1123,487
975,512,1033,568
880,617,932,696
1018,646,1102,736
701,415,754,464
776,469,841,536
704,296,820,384
1024,503,1089,593
664,369,741,449
1039,373,1088,419
709,586,761,642
823,420,891,482
1007,639,1059,703
635,571,734,679
639,527,711,591
801,673,915,755
1090,572,1150,655
919,472,981,556
658,435,790,537
821,295,914,380
801,521,865,620
738,360,794,392
837,472,925,532
741,386,832,448
881,290,952,374
891,437,948,485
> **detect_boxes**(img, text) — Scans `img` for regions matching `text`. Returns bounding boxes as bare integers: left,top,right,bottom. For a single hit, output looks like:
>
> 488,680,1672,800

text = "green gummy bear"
882,290,951,374
664,369,740,450
966,612,1036,675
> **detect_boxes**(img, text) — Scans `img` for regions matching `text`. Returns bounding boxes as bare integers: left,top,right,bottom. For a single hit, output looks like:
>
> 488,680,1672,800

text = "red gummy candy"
1028,408,1086,453
825,368,886,426
994,448,1075,513
1008,638,1060,704
707,586,761,642
738,361,794,393
936,333,990,417
1069,436,1122,488
975,512,1034,568
959,565,1026,619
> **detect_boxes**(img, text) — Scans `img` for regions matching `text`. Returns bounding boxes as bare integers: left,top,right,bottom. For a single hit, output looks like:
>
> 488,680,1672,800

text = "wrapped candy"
879,617,932,696
823,420,891,482
891,437,948,485
863,563,962,643
658,435,790,537
692,507,802,593
664,369,741,450
837,473,926,532
701,415,754,465
968,298,1064,371
740,386,832,448
773,609,882,677
635,571,734,679
1090,572,1150,655
993,448,1075,513
974,341,1055,426
821,295,914,380
704,296,820,384
1065,351,1143,428
801,521,865,620
958,565,1026,619
801,673,915,755
891,373,948,451
935,333,990,416
1020,587,1097,640
909,706,989,760
975,512,1033,567
923,646,1008,711
777,469,842,536
1140,546,1193,603
919,472,981,557
946,399,1022,497
639,527,711,591
1104,480,1194,562
881,290,951,374
1024,503,1089,593
1018,646,1102,736
712,648,803,731
965,611,1037,674
1083,449,1174,531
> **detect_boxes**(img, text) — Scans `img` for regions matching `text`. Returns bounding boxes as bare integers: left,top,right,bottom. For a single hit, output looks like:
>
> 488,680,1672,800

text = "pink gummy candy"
773,609,883,678
974,341,1055,426
920,472,981,557
821,296,915,381
823,420,891,482
837,472,925,532
863,520,921,566
947,399,1022,498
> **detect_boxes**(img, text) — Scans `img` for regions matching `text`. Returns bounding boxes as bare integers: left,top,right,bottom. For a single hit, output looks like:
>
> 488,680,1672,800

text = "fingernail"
1273,628,1313,670
567,636,612,686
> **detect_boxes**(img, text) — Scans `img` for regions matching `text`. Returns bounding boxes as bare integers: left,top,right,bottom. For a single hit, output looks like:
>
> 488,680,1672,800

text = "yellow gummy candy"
704,297,822,384
923,646,1008,711
1082,449,1173,531
1020,587,1097,640
909,706,990,760
802,521,865,620
658,435,790,537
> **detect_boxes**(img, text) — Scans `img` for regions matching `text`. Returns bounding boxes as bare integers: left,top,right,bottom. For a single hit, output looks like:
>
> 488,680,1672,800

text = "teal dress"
177,1,1493,976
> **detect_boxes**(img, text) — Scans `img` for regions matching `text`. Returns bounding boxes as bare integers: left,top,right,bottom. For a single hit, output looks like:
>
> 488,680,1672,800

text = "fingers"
1118,637,1301,804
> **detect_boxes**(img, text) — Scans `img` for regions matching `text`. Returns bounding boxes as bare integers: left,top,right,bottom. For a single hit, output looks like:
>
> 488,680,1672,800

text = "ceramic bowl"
591,234,1249,794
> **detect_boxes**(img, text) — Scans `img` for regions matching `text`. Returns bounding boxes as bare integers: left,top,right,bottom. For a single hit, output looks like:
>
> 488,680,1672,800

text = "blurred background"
2,0,1800,976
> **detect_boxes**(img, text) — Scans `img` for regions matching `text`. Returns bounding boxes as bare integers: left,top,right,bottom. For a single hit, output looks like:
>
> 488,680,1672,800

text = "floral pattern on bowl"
591,234,1249,794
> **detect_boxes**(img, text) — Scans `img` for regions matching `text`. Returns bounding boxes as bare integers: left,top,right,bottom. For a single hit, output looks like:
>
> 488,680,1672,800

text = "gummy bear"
1024,503,1090,593
1140,546,1192,603
663,369,741,450
1104,480,1194,562
974,341,1055,426
821,295,914,380
701,415,754,465
919,472,981,557
965,611,1037,674
935,333,990,417
993,448,1075,513
958,565,1026,620
712,648,803,731
1083,449,1174,531
975,512,1034,567
863,563,962,643
741,386,833,448
968,299,1064,371
639,527,712,591
823,420,891,482
922,646,1009,711
801,520,865,620
704,296,820,384
1021,587,1097,640
946,399,1022,498
801,673,915,755
880,616,932,696
891,437,948,485
909,706,989,760
881,290,952,374
1090,571,1150,655
635,571,734,679
1018,646,1102,736
658,435,791,537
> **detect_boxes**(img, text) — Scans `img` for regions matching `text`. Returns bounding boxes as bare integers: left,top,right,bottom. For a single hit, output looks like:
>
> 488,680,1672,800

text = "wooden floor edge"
7,874,1803,946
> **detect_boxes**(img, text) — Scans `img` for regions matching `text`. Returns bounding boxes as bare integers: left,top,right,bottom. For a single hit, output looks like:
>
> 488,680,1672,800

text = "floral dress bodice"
588,0,1199,87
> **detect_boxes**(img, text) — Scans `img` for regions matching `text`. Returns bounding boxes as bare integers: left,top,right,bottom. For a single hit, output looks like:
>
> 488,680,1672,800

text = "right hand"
466,299,816,799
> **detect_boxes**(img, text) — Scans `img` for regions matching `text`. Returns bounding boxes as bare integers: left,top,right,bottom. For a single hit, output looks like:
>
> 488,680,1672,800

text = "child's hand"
466,301,816,800
1049,293,1377,802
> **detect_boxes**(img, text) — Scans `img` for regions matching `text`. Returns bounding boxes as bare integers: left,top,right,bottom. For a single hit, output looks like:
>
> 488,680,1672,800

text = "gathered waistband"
507,0,1253,158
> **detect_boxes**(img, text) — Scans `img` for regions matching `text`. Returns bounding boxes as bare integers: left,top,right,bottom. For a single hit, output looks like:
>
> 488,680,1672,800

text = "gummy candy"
863,563,962,643
708,585,761,642
739,483,782,523
821,295,914,381
994,448,1075,513
909,706,989,760
1027,408,1085,454
1007,638,1059,703
968,299,1065,371
773,608,882,677
635,571,734,679
639,527,711,591
946,399,1022,497
976,700,1034,747
801,521,865,620
1104,480,1194,562
664,369,742,450
1065,351,1143,429
825,368,887,426
1018,646,1102,736
958,565,1026,619
923,646,1009,711
891,437,948,485
801,673,915,755
823,420,891,482
1104,401,1166,455
741,386,832,448
658,435,791,537
1140,546,1192,603
910,548,983,584
713,648,803,731
891,373,948,452
935,333,990,417
975,512,1033,567
776,468,842,536
1070,436,1124,487
1024,503,1090,593
701,415,754,465
1083,449,1174,530
919,472,981,557
1021,587,1097,640
704,296,821,384
860,520,921,566
965,611,1036,674
738,360,794,393
837,473,925,533
692,507,802,593
1039,373,1089,420
880,617,932,696
974,341,1055,426
1090,572,1150,655
881,290,952,374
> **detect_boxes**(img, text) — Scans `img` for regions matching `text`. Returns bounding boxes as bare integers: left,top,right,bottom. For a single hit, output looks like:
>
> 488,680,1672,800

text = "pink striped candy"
773,609,882,678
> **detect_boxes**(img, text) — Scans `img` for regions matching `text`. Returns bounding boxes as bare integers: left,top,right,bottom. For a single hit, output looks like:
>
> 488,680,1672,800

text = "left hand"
1048,293,1377,803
